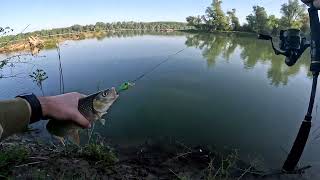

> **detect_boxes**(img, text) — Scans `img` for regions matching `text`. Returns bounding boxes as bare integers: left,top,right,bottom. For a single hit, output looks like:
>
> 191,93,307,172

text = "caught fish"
46,87,119,144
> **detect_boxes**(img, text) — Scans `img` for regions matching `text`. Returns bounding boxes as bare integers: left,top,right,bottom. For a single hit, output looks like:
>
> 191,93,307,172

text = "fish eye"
102,90,109,97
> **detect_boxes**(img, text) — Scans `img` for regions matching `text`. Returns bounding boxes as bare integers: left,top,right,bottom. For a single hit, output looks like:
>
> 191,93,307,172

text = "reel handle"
258,34,272,40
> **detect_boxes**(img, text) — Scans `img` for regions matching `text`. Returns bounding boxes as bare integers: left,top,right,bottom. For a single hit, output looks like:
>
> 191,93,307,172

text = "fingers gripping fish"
79,87,119,126
46,87,119,144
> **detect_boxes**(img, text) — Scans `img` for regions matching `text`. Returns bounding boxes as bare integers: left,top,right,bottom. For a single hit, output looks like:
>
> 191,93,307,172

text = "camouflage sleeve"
0,98,31,140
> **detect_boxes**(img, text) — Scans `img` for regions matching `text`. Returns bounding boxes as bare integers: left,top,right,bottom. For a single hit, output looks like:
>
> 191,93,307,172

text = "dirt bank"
0,131,269,179
0,31,108,54
1,131,316,179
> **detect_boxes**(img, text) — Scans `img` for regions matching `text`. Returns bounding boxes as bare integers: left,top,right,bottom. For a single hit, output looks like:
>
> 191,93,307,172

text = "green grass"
81,143,118,165
0,146,29,176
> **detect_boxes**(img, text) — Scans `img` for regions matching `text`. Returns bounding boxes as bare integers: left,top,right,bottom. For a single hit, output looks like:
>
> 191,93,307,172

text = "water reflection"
0,53,45,79
102,30,186,38
185,33,311,86
0,32,313,89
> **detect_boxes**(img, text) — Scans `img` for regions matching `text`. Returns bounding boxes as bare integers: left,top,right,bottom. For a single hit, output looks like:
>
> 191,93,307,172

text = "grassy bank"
0,29,259,55
0,133,267,179
0,31,109,54
1,131,316,179
0,29,192,54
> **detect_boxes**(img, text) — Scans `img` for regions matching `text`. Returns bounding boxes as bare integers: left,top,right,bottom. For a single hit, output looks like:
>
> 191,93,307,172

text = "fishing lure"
116,82,135,93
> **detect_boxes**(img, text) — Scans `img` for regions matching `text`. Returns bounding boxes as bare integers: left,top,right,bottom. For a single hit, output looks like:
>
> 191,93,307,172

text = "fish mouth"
111,87,118,95
110,87,119,96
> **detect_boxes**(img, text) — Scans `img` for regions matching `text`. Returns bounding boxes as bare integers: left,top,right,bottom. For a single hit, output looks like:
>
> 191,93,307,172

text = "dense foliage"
0,22,190,45
0,0,311,45
186,0,309,34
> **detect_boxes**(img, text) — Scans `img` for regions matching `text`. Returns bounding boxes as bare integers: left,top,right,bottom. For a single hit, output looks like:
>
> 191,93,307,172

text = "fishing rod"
116,47,187,93
258,3,320,173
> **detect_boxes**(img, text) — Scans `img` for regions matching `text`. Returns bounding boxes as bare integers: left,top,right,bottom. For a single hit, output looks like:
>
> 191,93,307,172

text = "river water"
1,32,320,170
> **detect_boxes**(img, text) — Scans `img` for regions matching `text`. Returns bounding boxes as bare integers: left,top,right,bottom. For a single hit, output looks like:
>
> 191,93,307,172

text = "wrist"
38,96,51,118
16,94,44,123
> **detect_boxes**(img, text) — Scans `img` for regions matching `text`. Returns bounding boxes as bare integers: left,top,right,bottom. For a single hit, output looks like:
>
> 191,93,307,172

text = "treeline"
0,22,190,44
35,21,190,36
186,0,309,34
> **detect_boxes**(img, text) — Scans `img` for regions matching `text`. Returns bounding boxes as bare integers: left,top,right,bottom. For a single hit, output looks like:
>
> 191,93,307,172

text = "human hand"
38,92,91,128
302,0,320,8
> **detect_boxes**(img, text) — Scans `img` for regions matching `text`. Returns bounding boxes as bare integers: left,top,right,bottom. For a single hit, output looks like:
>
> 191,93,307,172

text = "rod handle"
258,34,272,40
282,120,311,172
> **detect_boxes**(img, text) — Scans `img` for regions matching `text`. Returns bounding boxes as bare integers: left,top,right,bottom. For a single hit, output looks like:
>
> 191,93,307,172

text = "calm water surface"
1,32,320,169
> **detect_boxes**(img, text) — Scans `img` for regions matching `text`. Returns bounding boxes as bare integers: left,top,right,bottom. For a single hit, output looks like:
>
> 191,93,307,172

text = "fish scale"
78,92,100,121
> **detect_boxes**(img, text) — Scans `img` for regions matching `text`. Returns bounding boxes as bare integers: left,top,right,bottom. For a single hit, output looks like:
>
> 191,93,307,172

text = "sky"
0,0,294,33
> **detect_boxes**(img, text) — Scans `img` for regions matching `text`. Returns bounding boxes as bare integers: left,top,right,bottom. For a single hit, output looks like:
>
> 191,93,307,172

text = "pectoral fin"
99,119,106,126
98,112,107,126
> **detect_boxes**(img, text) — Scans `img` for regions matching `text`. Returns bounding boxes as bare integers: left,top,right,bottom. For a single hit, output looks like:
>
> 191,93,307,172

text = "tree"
245,14,256,32
186,15,203,29
184,0,310,34
227,9,240,31
254,6,269,33
267,15,280,35
95,22,106,31
204,0,230,31
71,24,82,32
246,6,269,33
300,13,310,33
280,0,306,29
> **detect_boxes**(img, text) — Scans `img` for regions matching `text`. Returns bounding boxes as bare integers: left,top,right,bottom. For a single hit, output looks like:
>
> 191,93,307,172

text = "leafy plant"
81,144,118,165
29,69,48,95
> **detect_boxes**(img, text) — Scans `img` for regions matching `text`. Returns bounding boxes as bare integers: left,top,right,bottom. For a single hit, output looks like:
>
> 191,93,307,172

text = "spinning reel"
258,4,320,173
258,29,310,67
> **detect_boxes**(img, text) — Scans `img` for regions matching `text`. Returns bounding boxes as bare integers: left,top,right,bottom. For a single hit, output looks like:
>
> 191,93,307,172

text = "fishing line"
132,48,187,83
117,47,187,92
